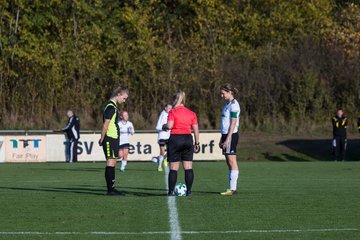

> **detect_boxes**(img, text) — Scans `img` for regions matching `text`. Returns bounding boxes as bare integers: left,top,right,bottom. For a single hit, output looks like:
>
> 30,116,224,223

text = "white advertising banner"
46,134,70,162
46,132,223,162
5,136,46,162
46,134,105,162
0,137,5,163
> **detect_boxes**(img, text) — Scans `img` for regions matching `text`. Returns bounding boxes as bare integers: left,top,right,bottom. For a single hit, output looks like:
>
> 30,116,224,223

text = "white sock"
158,155,164,168
229,170,239,191
121,160,127,170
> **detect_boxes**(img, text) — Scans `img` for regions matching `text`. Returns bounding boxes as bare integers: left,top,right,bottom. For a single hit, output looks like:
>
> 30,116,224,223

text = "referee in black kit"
61,110,80,163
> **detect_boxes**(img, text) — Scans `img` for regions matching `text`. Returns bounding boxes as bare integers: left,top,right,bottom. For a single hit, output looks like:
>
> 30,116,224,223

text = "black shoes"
167,190,192,196
168,191,176,196
106,189,125,196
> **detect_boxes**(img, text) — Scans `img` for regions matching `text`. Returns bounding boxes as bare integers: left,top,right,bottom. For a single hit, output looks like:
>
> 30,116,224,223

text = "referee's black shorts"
167,134,194,162
221,132,239,155
102,136,119,159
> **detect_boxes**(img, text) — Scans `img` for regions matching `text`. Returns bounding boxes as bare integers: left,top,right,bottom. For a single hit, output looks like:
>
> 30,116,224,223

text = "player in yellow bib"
99,86,129,196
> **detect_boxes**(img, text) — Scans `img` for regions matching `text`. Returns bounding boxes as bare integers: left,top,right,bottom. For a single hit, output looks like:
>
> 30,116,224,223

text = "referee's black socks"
105,166,115,192
168,170,177,193
185,169,194,192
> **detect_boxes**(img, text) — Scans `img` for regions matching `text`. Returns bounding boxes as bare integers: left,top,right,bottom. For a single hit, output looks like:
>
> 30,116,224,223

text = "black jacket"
332,115,347,137
62,115,80,140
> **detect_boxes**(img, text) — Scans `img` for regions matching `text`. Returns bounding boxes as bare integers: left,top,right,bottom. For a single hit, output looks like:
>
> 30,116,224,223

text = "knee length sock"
158,155,164,168
229,170,239,191
168,170,178,193
105,166,115,192
185,169,194,191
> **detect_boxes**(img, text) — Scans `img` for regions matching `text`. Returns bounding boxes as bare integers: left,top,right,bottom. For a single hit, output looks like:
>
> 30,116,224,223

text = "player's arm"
99,107,115,146
192,124,199,143
223,104,239,149
99,120,110,146
192,123,200,152
156,114,165,131
167,120,174,130
332,117,337,128
164,111,174,131
191,114,200,152
130,122,135,135
61,118,74,131
219,136,223,148
223,118,237,149
342,118,348,128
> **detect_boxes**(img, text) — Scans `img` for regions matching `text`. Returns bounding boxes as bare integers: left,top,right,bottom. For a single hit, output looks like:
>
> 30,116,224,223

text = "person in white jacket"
154,103,172,171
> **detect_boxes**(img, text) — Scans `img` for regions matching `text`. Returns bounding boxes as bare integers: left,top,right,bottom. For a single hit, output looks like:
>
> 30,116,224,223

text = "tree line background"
0,0,359,133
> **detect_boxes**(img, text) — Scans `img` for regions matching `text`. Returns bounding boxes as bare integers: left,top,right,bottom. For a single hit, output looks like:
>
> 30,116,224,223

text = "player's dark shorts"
119,143,130,150
158,139,169,146
102,136,119,159
167,134,193,162
221,132,239,155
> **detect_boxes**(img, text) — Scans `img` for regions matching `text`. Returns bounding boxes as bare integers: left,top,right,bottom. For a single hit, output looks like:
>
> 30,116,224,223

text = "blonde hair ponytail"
173,91,186,108
111,85,129,98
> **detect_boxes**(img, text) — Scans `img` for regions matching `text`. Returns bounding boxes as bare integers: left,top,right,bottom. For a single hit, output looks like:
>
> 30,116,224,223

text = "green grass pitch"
0,161,359,240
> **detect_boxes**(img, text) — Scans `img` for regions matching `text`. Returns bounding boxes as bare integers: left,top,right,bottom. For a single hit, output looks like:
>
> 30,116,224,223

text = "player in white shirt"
118,111,135,172
219,83,240,196
153,103,172,172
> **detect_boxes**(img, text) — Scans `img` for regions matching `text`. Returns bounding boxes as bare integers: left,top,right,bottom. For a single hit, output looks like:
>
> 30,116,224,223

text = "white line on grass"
0,228,358,235
165,166,182,240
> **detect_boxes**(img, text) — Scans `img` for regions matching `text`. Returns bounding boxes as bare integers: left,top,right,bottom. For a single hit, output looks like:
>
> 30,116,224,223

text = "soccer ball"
174,183,187,196
151,156,158,163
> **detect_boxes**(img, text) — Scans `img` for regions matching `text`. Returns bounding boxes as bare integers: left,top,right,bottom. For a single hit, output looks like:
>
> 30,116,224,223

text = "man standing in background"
332,109,347,161
61,110,80,163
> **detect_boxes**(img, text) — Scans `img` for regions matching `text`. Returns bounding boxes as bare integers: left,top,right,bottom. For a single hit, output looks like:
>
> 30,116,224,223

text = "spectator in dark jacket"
332,109,347,161
61,110,80,163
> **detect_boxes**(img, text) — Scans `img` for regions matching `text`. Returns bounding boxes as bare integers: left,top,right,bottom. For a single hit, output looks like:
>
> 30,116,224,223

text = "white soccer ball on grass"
174,183,187,196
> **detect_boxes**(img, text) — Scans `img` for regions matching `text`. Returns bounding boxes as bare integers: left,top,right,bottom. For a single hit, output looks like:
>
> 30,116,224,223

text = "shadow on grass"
121,186,166,191
0,186,105,196
0,186,166,197
272,139,360,161
193,190,225,195
263,152,309,162
47,168,101,172
46,168,155,173
117,186,225,196
123,168,159,172
0,185,227,197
